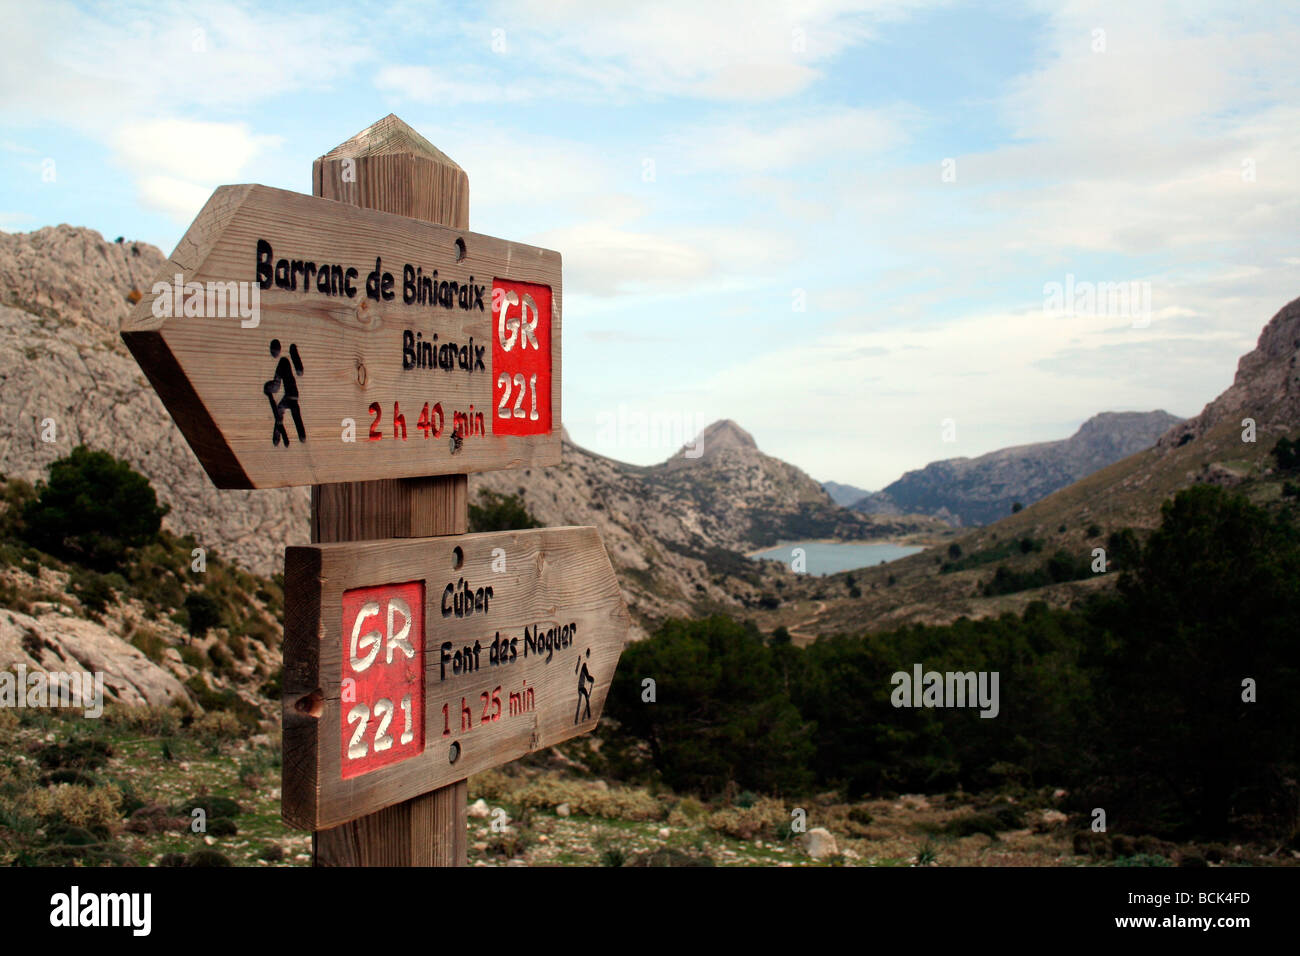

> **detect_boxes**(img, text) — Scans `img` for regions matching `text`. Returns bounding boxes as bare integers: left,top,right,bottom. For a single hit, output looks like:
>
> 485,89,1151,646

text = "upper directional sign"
121,183,561,488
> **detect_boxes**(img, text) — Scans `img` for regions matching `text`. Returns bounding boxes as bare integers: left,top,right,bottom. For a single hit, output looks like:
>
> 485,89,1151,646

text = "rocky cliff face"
1156,296,1300,451
0,226,310,576
853,410,1183,526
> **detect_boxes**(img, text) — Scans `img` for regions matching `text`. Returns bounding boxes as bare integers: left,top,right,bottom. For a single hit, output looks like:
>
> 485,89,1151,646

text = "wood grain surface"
282,526,630,831
121,182,561,488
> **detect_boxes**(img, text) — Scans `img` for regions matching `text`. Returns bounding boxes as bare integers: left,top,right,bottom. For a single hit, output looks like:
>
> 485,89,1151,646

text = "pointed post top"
319,114,464,171
313,114,469,229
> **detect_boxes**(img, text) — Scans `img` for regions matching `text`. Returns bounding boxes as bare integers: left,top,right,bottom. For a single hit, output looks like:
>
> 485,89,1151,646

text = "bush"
184,592,222,640
704,798,788,840
468,489,541,533
21,446,168,570
510,777,661,821
69,568,116,616
31,783,121,833
1272,436,1300,472
193,711,242,746
37,739,112,772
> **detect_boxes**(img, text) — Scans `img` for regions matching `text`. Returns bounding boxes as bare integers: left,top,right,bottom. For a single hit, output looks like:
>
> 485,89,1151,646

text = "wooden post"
310,114,470,867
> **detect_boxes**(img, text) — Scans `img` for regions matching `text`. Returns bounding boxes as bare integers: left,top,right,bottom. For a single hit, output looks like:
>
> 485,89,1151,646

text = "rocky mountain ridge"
852,410,1183,526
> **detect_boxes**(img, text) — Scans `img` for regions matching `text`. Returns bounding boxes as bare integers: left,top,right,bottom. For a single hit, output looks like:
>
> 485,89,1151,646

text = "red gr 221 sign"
492,279,552,437
340,581,426,779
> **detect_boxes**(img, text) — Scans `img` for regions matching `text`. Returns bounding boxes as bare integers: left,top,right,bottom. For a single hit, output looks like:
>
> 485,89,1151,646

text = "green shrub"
1272,436,1300,472
69,568,116,615
21,446,168,570
468,488,541,533
128,626,166,664
37,739,112,772
184,591,222,640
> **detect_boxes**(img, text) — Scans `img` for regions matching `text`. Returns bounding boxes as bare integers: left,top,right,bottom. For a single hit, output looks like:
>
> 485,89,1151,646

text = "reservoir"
749,541,925,576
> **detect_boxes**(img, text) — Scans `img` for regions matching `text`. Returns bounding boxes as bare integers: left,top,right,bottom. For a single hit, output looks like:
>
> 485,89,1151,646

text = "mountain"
780,295,1300,637
852,410,1183,526
471,419,943,633
821,480,872,507
0,226,311,577
0,225,940,639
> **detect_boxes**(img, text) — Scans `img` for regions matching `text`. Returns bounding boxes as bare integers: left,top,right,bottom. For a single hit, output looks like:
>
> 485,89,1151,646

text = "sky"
2,0,1297,490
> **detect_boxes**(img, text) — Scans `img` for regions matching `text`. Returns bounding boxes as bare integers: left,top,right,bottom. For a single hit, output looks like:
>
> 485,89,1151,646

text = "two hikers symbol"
574,649,595,724
264,340,305,447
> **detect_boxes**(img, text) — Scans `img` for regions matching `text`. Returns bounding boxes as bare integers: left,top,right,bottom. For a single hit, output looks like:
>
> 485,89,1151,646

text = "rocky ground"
3,704,1288,868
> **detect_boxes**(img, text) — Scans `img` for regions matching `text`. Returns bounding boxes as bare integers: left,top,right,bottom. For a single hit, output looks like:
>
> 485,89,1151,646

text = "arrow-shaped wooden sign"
281,525,629,831
121,184,561,489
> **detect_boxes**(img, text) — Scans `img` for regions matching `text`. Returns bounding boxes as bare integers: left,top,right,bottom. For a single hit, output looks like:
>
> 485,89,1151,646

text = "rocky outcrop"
0,226,309,577
853,410,1182,526
0,607,187,708
1157,296,1300,450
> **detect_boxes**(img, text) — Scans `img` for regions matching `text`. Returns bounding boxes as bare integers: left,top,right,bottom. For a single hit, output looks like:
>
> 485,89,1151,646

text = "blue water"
750,541,925,576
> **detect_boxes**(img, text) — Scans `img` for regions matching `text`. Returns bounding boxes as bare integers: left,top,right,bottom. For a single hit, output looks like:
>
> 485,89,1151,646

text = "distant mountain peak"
667,419,757,463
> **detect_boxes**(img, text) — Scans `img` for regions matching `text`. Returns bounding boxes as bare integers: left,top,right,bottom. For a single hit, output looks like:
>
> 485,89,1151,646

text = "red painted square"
340,580,425,779
491,279,552,436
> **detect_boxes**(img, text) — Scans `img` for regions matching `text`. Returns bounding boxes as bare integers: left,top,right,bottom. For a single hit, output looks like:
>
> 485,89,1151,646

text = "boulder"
801,827,838,859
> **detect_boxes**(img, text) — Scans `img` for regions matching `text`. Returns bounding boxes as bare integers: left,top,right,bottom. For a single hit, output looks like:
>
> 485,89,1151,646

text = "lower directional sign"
281,526,630,831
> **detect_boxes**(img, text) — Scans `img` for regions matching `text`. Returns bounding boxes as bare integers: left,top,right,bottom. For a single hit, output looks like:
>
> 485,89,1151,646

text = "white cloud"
670,107,909,174
134,175,222,225
112,120,280,184
377,0,935,104
373,64,533,105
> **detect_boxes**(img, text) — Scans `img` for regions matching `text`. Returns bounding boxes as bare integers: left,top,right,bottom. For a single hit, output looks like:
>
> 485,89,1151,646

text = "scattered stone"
1041,809,1068,826
801,827,838,860
657,827,670,838
556,803,571,817
467,798,491,819
472,842,488,852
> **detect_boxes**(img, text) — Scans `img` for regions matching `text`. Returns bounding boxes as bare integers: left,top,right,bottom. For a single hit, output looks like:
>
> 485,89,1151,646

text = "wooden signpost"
122,114,630,866
281,526,627,831
120,183,561,488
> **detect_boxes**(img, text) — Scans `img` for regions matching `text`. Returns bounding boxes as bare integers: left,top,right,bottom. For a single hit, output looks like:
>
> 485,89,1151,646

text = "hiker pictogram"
574,648,595,724
264,339,305,447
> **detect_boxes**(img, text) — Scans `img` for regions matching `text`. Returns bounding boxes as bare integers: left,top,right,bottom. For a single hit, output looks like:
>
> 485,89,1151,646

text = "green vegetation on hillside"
468,488,542,533
603,485,1300,843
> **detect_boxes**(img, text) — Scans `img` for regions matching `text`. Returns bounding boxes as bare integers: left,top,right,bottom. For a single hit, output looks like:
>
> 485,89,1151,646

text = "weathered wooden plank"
121,181,561,488
281,526,630,831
